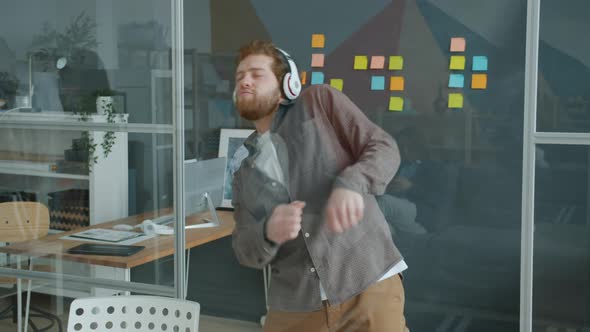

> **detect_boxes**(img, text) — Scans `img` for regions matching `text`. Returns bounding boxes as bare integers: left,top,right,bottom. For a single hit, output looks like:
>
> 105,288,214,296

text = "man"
231,40,409,332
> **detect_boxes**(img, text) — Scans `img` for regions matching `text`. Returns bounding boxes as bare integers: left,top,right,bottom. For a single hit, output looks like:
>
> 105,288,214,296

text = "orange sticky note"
449,56,465,70
389,97,404,112
389,56,403,70
389,76,405,91
471,74,487,89
330,79,344,91
300,71,307,85
354,56,368,70
312,34,325,48
450,37,466,52
370,56,385,69
448,93,463,108
311,53,325,67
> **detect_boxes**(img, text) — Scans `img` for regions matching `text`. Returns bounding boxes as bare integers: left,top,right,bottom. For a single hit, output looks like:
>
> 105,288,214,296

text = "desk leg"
261,265,271,327
123,268,131,296
16,258,22,332
54,257,64,315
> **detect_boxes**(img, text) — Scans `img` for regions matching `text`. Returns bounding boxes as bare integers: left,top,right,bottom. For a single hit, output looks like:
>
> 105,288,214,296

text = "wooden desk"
0,209,235,269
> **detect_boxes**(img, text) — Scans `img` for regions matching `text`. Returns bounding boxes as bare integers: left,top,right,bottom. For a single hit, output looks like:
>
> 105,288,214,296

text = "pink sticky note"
311,53,325,68
450,37,466,52
370,56,385,69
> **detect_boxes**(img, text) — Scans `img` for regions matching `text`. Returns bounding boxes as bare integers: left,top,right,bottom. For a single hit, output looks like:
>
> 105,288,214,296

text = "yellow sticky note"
471,74,487,89
354,56,368,70
450,37,466,52
389,56,404,70
311,53,325,67
312,34,325,48
330,79,344,91
389,76,405,91
370,56,385,69
448,93,463,108
449,56,465,70
389,97,404,112
300,71,307,85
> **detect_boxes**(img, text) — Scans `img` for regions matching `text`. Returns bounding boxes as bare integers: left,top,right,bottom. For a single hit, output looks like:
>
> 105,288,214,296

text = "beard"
236,88,280,121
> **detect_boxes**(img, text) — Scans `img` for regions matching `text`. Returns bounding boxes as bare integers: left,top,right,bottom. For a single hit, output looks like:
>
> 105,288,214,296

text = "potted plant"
71,89,126,171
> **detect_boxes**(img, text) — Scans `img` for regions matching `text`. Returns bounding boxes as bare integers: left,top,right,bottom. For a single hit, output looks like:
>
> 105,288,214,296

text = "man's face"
235,54,282,121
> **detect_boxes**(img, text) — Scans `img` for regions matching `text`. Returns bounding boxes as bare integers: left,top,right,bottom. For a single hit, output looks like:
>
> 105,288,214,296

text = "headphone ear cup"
282,73,294,100
232,89,237,105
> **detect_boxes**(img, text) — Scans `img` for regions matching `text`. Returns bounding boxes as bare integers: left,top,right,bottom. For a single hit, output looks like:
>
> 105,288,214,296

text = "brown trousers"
264,274,410,332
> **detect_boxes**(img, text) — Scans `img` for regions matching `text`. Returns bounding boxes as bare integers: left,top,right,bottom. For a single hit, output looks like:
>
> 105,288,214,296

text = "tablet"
67,243,145,257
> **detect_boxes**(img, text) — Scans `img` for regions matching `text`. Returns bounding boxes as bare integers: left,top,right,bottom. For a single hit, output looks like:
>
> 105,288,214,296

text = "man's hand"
266,201,306,245
325,188,364,233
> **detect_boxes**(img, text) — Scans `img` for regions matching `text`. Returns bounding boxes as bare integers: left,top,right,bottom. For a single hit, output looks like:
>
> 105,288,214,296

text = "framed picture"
218,128,255,208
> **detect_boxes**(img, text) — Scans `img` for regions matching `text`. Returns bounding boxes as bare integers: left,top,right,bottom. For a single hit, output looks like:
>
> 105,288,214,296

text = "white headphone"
233,47,302,105
138,219,173,235
275,47,302,102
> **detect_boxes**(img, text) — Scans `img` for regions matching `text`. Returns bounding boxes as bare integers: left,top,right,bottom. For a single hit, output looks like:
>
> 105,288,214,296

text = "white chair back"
67,295,200,332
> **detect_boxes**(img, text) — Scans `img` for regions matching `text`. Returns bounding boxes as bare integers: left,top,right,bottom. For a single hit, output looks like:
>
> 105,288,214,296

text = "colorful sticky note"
449,56,465,70
448,74,464,88
300,71,307,85
311,72,324,85
471,74,488,89
389,76,405,91
448,93,463,108
389,97,404,112
472,56,488,71
371,76,385,90
330,79,344,91
389,56,404,70
370,56,385,69
311,54,325,67
311,34,325,48
354,56,368,70
450,37,466,52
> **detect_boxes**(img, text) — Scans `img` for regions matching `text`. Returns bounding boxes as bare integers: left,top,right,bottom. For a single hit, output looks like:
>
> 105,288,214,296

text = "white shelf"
0,166,89,180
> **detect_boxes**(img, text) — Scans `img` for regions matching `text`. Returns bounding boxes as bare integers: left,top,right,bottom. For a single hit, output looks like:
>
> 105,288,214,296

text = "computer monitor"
183,156,226,228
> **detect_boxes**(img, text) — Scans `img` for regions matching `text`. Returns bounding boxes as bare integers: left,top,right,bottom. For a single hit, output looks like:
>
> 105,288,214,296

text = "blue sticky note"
371,76,385,90
448,74,464,88
311,72,324,85
472,56,488,71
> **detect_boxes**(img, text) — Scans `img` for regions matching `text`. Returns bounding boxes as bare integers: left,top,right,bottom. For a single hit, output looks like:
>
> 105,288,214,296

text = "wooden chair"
67,295,200,332
0,201,63,331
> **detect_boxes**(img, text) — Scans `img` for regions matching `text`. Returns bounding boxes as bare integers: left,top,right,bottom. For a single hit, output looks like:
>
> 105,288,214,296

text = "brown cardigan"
232,84,403,311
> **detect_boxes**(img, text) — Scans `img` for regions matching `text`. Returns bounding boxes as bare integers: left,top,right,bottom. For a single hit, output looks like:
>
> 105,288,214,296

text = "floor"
0,295,262,332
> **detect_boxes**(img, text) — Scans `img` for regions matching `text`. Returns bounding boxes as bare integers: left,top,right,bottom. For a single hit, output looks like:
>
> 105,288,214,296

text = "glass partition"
533,144,590,330
184,0,528,329
0,1,178,330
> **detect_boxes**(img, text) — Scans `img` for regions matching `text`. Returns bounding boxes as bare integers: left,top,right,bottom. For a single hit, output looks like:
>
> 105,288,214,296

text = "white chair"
67,295,200,332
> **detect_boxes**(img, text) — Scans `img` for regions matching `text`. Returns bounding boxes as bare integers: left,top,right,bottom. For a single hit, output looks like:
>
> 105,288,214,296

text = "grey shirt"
231,84,403,311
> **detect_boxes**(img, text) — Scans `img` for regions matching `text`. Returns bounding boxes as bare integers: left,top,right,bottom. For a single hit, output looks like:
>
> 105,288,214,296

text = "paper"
389,76,405,91
389,56,404,70
450,37,466,52
354,56,368,70
312,34,325,48
370,56,385,69
300,71,307,85
448,93,463,108
371,76,385,90
330,79,344,91
472,56,488,71
448,74,464,88
311,54,325,67
69,229,144,243
449,56,465,70
311,72,324,85
471,74,487,89
389,97,404,112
